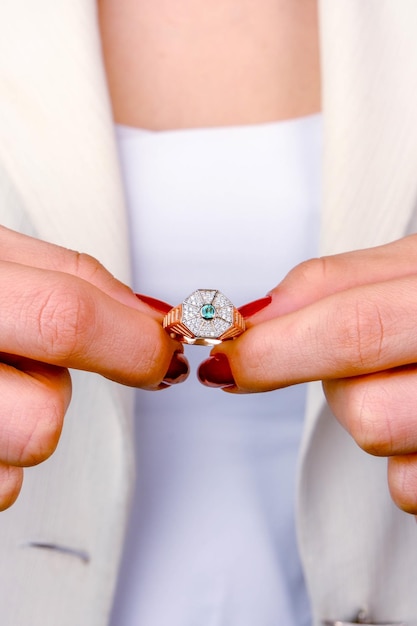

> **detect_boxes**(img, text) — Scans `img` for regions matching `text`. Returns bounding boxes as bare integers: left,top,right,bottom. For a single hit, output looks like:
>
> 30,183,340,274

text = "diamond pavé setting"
182,290,234,340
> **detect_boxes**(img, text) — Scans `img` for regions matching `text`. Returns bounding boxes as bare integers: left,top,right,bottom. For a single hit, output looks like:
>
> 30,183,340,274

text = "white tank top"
110,115,322,626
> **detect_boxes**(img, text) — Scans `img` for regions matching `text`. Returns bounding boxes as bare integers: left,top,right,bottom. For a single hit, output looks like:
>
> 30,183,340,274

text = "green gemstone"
201,304,216,320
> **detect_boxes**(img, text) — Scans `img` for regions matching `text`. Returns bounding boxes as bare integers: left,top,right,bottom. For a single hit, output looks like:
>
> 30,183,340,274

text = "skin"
0,0,320,511
6,0,416,521
0,226,182,508
98,0,321,129
211,236,417,514
98,0,417,515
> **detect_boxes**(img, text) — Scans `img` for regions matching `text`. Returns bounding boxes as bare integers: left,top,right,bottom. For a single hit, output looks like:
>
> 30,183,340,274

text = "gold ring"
163,289,245,346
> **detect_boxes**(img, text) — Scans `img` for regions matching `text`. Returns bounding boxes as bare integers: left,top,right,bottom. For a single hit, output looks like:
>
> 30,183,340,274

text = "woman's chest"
98,0,320,130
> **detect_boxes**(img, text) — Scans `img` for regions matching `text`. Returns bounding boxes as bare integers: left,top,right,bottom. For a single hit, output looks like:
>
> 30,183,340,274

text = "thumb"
240,235,417,325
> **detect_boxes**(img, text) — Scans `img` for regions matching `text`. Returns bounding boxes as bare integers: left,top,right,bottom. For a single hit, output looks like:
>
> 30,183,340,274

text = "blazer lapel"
0,6,136,622
0,0,131,283
304,0,417,445
319,0,417,256
303,0,417,454
300,3,417,623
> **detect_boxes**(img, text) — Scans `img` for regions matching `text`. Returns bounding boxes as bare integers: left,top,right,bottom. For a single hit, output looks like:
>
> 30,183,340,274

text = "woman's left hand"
198,235,417,514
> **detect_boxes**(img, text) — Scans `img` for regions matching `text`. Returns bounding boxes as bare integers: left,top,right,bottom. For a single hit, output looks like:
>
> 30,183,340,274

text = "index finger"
247,234,417,322
0,226,151,314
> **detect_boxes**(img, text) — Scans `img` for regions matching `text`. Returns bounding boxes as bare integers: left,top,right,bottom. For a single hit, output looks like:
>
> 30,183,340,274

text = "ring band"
163,289,246,346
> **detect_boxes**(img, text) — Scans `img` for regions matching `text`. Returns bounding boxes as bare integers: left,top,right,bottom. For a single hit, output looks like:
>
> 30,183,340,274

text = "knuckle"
70,251,107,283
66,251,131,302
286,257,329,289
346,383,394,455
15,385,65,466
338,300,386,370
70,251,122,294
33,282,96,361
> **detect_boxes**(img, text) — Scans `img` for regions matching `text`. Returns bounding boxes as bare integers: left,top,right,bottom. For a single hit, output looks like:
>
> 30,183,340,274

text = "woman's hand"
0,226,187,509
198,235,417,513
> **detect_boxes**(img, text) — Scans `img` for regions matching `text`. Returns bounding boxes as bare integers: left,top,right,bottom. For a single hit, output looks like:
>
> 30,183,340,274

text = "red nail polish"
163,352,189,385
136,293,172,314
198,353,235,388
155,382,171,391
238,295,272,319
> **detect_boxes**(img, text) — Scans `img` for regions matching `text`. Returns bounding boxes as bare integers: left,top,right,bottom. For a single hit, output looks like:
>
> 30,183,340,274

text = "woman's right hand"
0,226,187,510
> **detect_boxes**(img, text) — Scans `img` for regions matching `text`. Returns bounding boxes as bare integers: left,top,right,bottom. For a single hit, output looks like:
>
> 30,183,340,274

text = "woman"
0,1,416,625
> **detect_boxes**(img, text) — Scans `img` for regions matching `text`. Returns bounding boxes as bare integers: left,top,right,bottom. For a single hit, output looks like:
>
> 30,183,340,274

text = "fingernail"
162,351,189,385
238,295,272,319
198,353,235,388
136,293,172,314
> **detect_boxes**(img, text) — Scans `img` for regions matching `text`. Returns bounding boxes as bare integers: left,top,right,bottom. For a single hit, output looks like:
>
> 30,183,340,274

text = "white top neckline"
111,115,322,626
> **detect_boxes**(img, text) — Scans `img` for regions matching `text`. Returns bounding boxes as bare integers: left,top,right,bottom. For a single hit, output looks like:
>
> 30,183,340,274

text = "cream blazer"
0,1,417,625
